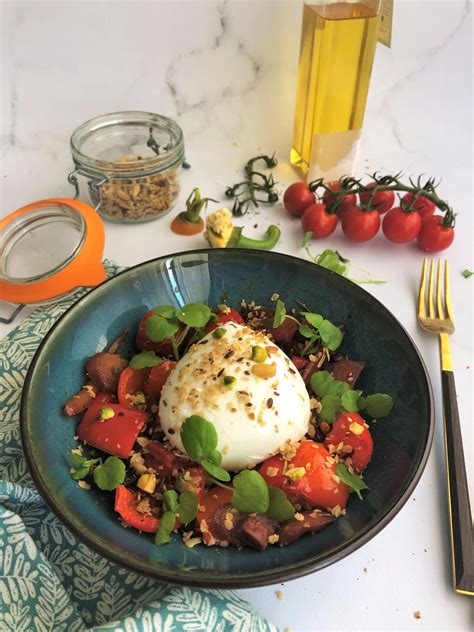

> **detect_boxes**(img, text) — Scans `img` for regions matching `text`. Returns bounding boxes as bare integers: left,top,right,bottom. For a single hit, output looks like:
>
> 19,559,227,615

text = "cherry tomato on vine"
417,215,455,252
322,182,357,219
283,182,315,217
382,207,422,244
401,193,436,219
301,203,338,238
359,182,395,214
342,207,381,242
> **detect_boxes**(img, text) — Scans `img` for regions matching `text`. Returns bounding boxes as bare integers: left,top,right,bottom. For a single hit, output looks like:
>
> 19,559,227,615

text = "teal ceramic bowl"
21,249,433,587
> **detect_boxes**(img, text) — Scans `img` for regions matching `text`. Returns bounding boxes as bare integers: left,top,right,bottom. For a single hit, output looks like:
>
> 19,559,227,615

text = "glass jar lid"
70,111,185,179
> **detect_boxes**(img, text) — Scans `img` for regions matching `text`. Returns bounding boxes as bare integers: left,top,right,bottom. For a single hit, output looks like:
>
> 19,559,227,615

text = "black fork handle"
441,370,474,595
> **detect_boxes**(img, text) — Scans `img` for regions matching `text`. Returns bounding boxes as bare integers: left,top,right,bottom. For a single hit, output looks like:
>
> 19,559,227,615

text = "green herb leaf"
155,510,175,546
462,269,473,278
175,303,212,328
145,315,179,343
301,312,343,351
177,491,199,525
341,389,360,412
180,415,218,461
71,466,90,480
266,487,295,522
302,231,313,248
202,459,231,482
327,380,350,397
69,451,86,469
130,350,165,369
232,470,270,514
163,489,179,513
273,299,286,328
336,464,368,500
315,249,349,275
152,305,176,318
357,395,367,410
319,394,342,423
365,394,394,418
208,450,222,466
310,371,334,397
93,456,126,491
299,323,315,339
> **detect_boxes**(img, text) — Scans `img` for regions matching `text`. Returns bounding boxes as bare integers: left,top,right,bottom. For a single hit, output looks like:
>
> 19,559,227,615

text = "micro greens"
462,269,473,278
363,394,394,419
273,299,287,328
155,489,199,546
265,487,295,522
175,304,212,328
130,351,165,369
231,470,270,514
225,154,279,216
336,464,369,500
93,456,126,491
300,312,343,353
180,416,230,482
155,510,175,546
69,451,101,480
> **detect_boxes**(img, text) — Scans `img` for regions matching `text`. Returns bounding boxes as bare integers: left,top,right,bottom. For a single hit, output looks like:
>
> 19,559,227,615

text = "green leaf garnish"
273,299,286,328
180,415,218,462
93,456,126,491
145,315,179,342
310,371,333,397
301,312,342,351
336,464,368,500
232,470,270,514
341,389,360,412
152,305,176,318
462,269,473,278
302,231,313,248
69,451,101,480
130,350,165,369
299,323,315,339
163,489,179,513
326,380,349,397
71,466,90,480
365,394,394,418
175,303,212,328
209,450,222,466
201,459,231,482
319,394,343,422
266,486,295,522
155,510,175,545
177,491,199,525
314,249,349,275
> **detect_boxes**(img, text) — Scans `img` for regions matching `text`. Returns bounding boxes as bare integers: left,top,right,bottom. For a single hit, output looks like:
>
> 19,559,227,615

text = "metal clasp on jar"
68,169,109,213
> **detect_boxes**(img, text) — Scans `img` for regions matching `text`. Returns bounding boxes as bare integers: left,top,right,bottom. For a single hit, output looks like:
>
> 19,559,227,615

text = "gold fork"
418,258,473,596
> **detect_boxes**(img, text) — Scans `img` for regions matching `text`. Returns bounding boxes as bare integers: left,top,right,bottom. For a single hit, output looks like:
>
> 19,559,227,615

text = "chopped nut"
266,466,279,478
268,534,280,545
78,480,90,490
252,363,277,379
414,611,421,620
294,512,304,522
285,467,307,481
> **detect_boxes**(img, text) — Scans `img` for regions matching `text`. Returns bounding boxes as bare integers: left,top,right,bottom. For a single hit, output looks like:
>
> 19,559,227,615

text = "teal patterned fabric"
0,261,275,632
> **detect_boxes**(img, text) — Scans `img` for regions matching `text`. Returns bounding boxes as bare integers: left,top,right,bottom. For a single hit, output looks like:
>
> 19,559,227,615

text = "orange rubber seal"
0,198,106,304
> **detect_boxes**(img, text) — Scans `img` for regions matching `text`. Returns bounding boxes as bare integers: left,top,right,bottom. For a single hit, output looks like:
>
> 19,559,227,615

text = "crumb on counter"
274,589,284,600
414,611,422,620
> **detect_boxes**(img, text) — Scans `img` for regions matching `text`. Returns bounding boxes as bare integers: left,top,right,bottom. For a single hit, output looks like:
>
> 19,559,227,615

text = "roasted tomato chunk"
324,412,373,473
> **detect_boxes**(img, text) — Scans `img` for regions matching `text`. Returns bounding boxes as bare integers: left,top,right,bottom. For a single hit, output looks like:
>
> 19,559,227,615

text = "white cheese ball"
159,322,310,471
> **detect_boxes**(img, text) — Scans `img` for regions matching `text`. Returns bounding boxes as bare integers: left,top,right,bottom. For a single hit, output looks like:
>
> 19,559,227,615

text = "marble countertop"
1,1,472,630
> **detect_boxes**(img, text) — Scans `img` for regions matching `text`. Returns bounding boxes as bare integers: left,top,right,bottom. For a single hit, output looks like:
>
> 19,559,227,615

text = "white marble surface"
1,1,473,630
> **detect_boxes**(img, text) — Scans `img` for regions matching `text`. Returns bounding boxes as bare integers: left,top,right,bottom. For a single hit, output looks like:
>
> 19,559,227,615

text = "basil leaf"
336,464,368,500
232,470,270,514
299,323,315,339
145,315,179,342
177,491,199,525
130,350,164,369
365,394,394,418
152,305,176,318
93,456,126,491
341,389,360,412
202,459,231,482
273,299,286,328
155,510,175,546
266,486,295,522
163,489,179,513
71,466,90,480
180,415,218,461
175,303,212,328
319,394,342,423
310,371,333,397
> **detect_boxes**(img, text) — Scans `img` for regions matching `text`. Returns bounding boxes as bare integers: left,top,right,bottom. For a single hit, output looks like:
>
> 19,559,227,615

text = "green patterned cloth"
0,261,275,632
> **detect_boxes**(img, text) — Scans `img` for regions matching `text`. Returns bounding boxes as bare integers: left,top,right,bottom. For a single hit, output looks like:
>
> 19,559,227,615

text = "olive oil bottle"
291,2,381,182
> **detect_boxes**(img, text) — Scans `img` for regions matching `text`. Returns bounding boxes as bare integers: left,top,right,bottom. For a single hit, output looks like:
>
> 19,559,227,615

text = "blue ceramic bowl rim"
20,248,434,588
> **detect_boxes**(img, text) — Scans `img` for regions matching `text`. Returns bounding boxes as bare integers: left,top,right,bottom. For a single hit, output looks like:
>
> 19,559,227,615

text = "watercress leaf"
71,466,90,480
301,312,323,329
129,350,165,369
93,456,125,491
319,394,342,423
208,450,222,466
357,395,367,410
175,303,212,328
327,379,349,397
315,249,349,276
365,394,394,418
273,299,286,328
317,318,343,351
69,451,86,469
266,486,295,522
163,489,179,513
302,231,313,247
145,315,179,343
341,389,360,412
180,415,218,461
177,491,199,525
232,470,270,514
155,510,175,546
462,269,473,279
201,459,231,482
336,464,368,500
152,305,176,319
310,370,333,397
299,323,315,339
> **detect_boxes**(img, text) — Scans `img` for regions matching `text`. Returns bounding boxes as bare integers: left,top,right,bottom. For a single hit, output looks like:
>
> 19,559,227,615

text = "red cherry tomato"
417,215,455,252
324,412,373,473
401,193,436,219
382,207,422,244
259,440,349,511
135,311,185,356
342,207,381,242
143,360,176,401
284,182,316,218
322,182,357,219
118,367,150,409
301,203,338,238
114,485,160,533
359,182,395,214
204,307,244,334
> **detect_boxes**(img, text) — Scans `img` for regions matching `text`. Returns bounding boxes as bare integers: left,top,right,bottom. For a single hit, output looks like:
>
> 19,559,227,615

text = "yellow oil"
291,2,380,181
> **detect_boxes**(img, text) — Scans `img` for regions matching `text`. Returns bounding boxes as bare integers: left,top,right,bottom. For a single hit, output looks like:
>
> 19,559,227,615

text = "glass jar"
70,111,185,223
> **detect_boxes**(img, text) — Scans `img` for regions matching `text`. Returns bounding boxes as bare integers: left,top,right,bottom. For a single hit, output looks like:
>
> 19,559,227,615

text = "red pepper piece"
114,485,160,533
76,402,148,458
324,412,373,473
